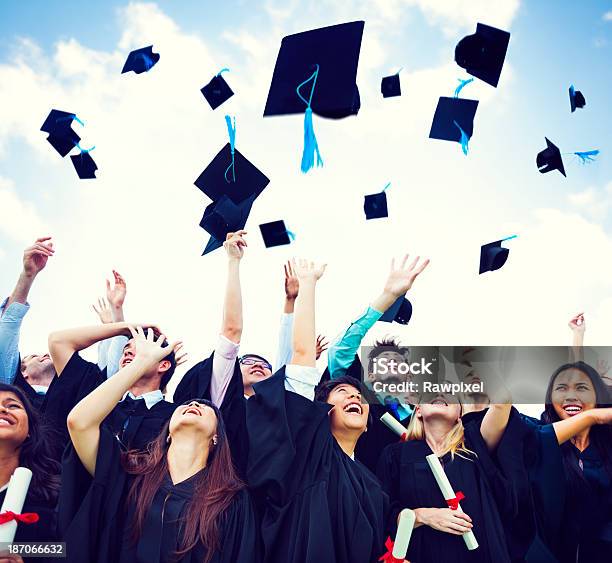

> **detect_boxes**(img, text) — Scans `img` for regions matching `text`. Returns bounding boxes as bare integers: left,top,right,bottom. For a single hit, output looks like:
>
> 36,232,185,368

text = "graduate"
59,327,258,563
246,258,389,563
0,384,60,560
377,388,516,563
48,322,180,450
523,361,612,563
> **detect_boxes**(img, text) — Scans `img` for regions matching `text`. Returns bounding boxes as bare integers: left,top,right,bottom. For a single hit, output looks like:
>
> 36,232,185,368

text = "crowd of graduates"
0,234,610,563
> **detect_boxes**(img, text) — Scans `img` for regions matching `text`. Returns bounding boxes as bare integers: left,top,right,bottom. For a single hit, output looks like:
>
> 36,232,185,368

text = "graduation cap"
40,109,82,157
379,295,413,325
201,195,256,256
429,97,478,154
121,45,160,74
479,235,516,274
201,69,234,110
569,85,586,113
259,220,294,248
455,23,510,87
194,143,270,204
381,72,401,98
70,150,98,179
264,21,364,119
364,182,390,220
536,137,566,177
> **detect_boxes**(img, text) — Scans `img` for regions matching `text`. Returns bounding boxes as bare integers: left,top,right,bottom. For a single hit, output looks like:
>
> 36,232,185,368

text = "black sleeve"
376,443,403,537
173,352,214,405
219,489,262,563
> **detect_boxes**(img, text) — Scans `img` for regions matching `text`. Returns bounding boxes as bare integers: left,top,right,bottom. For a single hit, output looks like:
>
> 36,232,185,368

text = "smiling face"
168,401,218,439
240,355,273,393
0,391,29,446
21,354,55,387
327,383,369,434
416,393,462,425
551,368,597,420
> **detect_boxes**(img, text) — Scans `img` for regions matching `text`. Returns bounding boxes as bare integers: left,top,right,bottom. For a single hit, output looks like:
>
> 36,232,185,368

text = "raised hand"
22,236,54,277
173,342,188,367
596,359,609,378
315,334,329,360
127,326,180,367
384,254,430,297
291,258,327,282
568,313,585,334
224,230,247,260
284,260,300,300
92,297,113,324
106,270,127,310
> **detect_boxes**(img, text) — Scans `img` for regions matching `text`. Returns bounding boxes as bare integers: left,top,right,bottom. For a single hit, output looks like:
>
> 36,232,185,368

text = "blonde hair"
405,402,476,460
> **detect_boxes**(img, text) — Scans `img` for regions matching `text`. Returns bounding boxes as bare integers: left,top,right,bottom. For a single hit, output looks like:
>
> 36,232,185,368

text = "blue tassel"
454,77,474,98
74,142,95,153
453,120,470,155
574,150,599,164
224,115,236,183
301,107,323,173
287,230,296,241
136,53,153,71
217,67,230,76
382,182,391,191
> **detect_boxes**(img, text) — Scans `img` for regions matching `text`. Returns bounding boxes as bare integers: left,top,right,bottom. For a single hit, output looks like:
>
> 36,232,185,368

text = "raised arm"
568,313,585,362
327,252,430,378
48,321,132,376
67,327,179,475
276,261,298,370
552,407,612,445
221,230,246,343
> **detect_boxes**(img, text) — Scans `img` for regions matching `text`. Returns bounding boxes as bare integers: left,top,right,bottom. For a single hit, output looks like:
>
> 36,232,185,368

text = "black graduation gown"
174,352,248,476
0,488,58,563
59,425,259,563
247,369,389,563
377,411,516,563
521,416,612,563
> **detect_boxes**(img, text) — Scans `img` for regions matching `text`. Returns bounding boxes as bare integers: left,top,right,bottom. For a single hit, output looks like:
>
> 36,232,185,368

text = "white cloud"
0,176,49,244
567,181,612,223
603,11,612,21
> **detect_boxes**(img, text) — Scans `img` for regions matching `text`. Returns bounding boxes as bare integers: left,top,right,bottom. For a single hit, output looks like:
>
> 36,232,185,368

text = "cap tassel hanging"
224,115,236,183
296,64,323,173
572,149,600,164
454,77,474,98
453,78,474,156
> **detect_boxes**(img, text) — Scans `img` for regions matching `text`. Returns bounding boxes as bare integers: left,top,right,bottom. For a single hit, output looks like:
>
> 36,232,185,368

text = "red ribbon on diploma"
446,491,465,510
0,511,40,525
378,536,404,563
400,432,407,442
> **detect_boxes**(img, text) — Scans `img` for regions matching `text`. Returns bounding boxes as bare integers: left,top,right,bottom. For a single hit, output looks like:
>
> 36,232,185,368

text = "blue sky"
0,1,611,380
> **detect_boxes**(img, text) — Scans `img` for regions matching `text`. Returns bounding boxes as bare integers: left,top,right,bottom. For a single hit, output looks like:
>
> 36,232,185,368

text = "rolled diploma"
380,412,407,438
425,454,478,550
392,508,416,559
0,467,33,542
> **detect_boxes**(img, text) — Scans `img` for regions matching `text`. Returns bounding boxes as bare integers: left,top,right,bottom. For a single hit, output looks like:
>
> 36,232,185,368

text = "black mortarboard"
194,143,270,204
41,109,81,157
455,23,510,88
364,191,388,220
259,220,293,248
70,151,98,179
479,236,516,274
263,21,365,119
201,72,234,110
381,73,401,98
379,295,413,324
121,46,160,74
569,85,586,113
536,137,566,177
201,195,256,256
429,96,478,146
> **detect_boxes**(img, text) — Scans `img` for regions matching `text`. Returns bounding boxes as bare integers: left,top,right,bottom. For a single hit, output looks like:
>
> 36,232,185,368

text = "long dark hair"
122,399,243,563
541,362,612,484
0,383,61,504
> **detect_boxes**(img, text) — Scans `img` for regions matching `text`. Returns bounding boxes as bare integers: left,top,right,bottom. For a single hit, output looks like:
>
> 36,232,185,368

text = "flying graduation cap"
429,97,478,154
536,137,566,177
479,235,517,274
70,149,98,179
200,195,257,255
259,220,295,248
455,23,510,88
569,85,586,113
381,70,401,98
201,68,234,110
40,109,82,157
121,45,160,74
263,21,365,172
379,295,413,325
364,182,390,219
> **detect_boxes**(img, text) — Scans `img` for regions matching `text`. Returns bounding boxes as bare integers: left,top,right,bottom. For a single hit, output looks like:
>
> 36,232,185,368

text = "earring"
166,435,172,445
212,436,218,446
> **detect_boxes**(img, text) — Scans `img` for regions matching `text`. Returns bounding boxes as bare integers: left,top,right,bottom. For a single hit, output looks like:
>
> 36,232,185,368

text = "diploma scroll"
425,454,478,551
392,508,416,560
380,412,408,440
0,467,33,543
